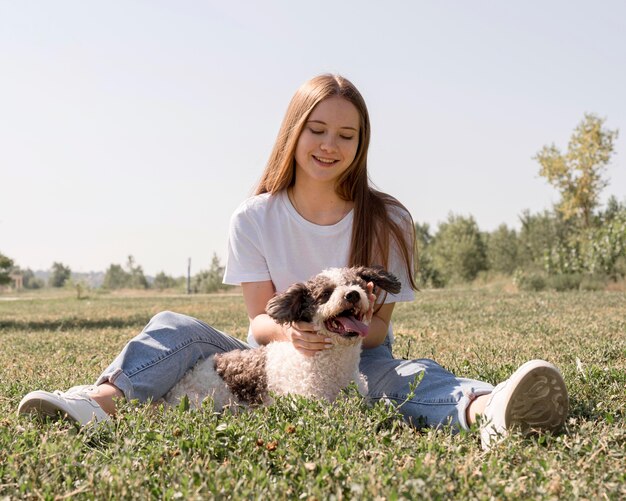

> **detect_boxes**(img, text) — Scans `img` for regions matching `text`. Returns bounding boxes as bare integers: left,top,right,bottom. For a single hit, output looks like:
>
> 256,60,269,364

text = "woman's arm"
362,301,395,349
241,281,282,342
242,281,332,356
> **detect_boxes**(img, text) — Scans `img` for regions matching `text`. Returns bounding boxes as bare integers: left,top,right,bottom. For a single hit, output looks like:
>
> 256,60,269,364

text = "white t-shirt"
223,190,415,346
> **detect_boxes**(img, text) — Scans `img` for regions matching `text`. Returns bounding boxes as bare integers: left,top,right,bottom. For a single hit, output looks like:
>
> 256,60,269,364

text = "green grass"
1,289,625,499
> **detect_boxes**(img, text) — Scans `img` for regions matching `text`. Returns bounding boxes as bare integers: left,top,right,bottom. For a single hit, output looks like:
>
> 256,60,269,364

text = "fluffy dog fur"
164,266,401,410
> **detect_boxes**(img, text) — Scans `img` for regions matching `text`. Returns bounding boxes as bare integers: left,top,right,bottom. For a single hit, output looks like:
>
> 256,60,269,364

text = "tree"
102,256,149,289
601,195,626,223
153,271,178,290
126,255,148,289
485,224,519,274
413,222,444,287
0,252,14,286
20,268,44,289
534,113,619,228
193,253,230,293
49,262,71,288
517,209,571,269
429,214,488,284
103,264,130,289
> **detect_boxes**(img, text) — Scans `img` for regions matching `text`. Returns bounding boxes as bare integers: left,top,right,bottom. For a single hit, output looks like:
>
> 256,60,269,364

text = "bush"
513,269,547,291
546,273,584,291
614,256,626,277
514,270,612,292
579,273,610,291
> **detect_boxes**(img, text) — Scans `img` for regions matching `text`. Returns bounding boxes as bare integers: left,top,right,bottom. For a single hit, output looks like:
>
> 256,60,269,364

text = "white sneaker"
17,385,110,426
480,360,568,450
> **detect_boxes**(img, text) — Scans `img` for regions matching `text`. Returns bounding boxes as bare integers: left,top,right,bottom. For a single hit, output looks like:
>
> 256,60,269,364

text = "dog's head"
266,266,401,344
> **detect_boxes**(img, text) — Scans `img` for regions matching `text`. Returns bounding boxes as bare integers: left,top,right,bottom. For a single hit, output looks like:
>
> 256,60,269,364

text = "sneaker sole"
503,360,569,434
18,391,80,424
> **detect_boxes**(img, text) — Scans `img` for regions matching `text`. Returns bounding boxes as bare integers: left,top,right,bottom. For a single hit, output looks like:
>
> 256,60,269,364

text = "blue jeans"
96,311,493,431
359,340,493,430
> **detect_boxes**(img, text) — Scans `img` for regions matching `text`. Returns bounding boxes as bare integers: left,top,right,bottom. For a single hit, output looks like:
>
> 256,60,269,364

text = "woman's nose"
320,134,337,152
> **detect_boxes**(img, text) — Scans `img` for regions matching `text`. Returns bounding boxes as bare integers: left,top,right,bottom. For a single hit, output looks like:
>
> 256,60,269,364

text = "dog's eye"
319,288,333,302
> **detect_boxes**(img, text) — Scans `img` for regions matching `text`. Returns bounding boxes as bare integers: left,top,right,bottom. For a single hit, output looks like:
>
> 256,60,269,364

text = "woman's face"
294,96,360,187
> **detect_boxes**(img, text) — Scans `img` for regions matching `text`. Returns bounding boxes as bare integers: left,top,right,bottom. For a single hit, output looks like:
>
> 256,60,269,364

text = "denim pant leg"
95,311,250,402
359,342,494,431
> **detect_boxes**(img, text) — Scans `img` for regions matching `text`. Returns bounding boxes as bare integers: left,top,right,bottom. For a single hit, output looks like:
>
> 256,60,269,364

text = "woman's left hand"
364,282,376,323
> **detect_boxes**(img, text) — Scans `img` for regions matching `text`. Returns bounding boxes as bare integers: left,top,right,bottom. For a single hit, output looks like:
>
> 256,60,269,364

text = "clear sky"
1,1,625,277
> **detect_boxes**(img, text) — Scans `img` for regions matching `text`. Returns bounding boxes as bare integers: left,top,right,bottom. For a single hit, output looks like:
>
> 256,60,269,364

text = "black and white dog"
164,266,401,409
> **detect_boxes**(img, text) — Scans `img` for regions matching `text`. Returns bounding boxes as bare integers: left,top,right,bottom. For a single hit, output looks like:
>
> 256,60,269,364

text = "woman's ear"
265,283,314,324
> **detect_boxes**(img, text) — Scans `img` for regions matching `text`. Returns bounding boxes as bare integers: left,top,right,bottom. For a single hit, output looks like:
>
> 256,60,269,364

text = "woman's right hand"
285,321,332,357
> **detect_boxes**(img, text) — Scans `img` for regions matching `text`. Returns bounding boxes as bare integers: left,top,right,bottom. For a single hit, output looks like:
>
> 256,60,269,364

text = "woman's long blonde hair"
255,74,418,292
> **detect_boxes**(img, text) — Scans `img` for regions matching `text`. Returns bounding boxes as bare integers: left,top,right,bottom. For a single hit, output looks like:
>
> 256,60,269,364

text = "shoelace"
53,388,96,401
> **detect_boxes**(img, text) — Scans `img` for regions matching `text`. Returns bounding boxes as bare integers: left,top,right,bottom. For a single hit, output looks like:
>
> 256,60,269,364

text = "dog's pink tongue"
337,316,369,337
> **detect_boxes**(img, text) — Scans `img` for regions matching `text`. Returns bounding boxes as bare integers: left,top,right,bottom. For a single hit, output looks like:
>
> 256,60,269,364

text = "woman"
18,74,568,450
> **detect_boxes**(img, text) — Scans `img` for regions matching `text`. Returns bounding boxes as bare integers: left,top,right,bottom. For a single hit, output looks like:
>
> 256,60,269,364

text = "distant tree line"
0,253,233,294
101,253,232,293
102,255,150,290
415,114,625,291
0,257,68,290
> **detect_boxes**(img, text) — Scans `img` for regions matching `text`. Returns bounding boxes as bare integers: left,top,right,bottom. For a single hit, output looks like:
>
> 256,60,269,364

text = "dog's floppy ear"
265,282,314,324
355,266,401,295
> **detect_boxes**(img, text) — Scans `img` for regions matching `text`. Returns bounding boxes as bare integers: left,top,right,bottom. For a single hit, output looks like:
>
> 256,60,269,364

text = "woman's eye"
340,135,354,140
309,128,324,134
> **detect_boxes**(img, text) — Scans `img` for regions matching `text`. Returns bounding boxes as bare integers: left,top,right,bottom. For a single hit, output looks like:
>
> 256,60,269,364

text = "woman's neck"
288,182,353,226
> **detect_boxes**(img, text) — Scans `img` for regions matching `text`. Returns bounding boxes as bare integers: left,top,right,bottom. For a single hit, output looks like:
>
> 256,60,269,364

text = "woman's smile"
312,155,339,166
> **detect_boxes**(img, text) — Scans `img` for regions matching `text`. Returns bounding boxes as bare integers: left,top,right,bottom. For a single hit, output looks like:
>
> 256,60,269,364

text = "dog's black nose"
345,290,360,304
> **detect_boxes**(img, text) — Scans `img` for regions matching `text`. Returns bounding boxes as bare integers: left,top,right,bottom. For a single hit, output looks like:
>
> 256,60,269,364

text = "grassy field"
1,288,624,499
